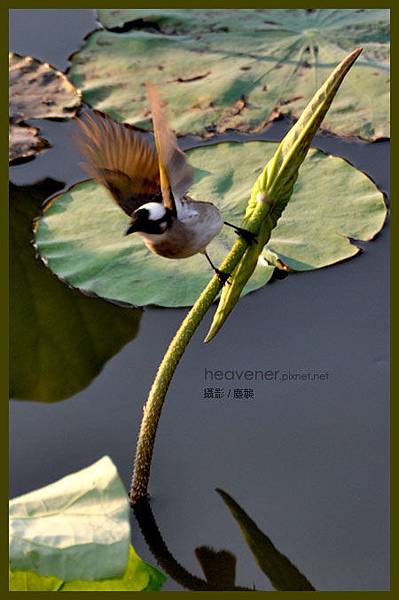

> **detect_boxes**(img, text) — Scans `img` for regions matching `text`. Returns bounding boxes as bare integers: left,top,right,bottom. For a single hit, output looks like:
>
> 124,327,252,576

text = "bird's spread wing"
146,83,193,217
75,110,161,216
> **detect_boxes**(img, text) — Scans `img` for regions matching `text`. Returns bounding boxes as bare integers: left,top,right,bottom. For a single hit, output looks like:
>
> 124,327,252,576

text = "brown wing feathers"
75,85,193,218
75,110,161,216
146,83,193,210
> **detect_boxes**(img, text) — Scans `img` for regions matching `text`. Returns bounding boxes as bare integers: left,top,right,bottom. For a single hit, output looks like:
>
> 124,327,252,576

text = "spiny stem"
129,237,248,502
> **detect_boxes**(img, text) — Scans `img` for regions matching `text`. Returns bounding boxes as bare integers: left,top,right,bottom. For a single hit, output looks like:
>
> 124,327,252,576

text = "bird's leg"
204,250,231,286
224,221,258,245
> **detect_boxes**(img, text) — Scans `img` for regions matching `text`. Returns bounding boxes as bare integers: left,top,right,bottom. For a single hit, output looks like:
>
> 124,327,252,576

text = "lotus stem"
129,237,248,502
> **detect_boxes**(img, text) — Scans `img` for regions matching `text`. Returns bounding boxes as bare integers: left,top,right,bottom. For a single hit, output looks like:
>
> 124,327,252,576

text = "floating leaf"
9,52,81,163
9,52,81,122
9,546,166,591
35,141,386,308
9,457,130,582
9,122,49,164
217,489,315,591
69,8,389,140
10,181,142,403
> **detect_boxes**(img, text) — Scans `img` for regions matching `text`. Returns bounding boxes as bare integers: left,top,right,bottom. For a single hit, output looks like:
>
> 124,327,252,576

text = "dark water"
9,10,390,591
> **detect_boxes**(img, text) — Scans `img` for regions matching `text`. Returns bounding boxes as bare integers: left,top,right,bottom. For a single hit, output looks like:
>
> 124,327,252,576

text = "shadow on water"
133,488,315,591
10,181,142,402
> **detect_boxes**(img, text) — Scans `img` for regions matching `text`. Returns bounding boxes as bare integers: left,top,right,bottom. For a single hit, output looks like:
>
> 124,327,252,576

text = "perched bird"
75,84,255,283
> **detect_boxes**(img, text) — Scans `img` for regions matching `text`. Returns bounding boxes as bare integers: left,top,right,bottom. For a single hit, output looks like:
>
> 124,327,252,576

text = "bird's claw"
215,269,231,286
234,226,258,245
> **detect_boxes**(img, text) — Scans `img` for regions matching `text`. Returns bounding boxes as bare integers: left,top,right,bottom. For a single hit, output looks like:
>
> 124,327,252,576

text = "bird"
75,84,256,284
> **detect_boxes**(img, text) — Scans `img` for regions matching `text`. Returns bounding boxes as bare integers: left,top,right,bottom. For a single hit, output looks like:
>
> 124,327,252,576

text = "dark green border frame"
4,1,395,597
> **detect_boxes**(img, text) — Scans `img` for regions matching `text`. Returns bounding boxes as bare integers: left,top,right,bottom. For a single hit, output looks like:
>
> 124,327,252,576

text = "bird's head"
125,202,173,236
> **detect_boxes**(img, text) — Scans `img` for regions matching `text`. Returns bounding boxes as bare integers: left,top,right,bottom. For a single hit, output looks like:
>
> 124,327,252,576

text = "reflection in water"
217,489,315,591
133,496,252,591
133,490,315,591
10,181,142,402
195,545,237,589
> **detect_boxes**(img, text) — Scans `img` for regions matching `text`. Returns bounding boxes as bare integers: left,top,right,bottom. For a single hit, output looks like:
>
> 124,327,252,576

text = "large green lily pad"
35,141,386,308
68,9,389,140
10,181,142,403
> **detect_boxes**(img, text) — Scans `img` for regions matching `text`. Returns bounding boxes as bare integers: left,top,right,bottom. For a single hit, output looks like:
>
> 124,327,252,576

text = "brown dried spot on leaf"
216,96,248,133
174,71,211,83
280,96,303,106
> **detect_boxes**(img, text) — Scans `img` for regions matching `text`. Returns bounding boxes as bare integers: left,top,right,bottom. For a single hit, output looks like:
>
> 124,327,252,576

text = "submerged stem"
130,237,248,502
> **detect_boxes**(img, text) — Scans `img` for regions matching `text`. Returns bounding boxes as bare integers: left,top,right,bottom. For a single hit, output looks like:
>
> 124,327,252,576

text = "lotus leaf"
69,9,389,140
9,52,81,163
35,141,386,308
9,52,81,122
9,547,165,591
9,122,49,164
9,456,130,581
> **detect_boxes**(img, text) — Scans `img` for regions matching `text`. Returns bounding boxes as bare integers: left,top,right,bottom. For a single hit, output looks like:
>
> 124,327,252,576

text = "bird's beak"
125,220,138,236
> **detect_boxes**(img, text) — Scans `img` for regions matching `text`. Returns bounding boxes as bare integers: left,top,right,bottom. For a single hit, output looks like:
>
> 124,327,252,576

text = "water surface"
9,9,389,591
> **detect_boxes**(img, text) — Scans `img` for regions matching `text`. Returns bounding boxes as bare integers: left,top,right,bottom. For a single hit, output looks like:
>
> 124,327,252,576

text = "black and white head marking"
143,202,167,222
125,201,173,236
